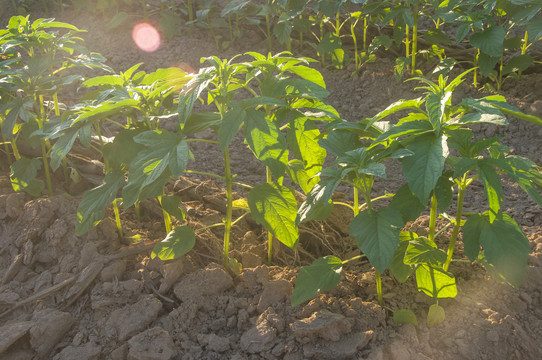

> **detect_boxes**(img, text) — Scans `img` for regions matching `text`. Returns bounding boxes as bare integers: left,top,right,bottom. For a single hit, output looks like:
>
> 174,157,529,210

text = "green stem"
353,187,359,216
11,139,21,160
498,55,504,91
223,148,233,267
411,3,418,75
405,24,410,60
187,0,194,34
444,177,467,271
428,193,438,242
41,140,53,196
135,201,142,222
474,49,479,87
376,269,383,306
159,195,172,234
113,198,123,238
341,254,366,264
351,19,358,70
184,170,253,189
266,167,273,264
2,134,12,164
363,16,368,53
521,30,528,55
299,15,304,49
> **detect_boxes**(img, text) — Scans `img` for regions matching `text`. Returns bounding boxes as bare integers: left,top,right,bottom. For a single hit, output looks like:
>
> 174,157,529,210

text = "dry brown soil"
1,3,542,360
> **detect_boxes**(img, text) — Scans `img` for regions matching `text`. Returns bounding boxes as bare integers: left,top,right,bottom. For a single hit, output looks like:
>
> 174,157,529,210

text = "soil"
1,2,542,360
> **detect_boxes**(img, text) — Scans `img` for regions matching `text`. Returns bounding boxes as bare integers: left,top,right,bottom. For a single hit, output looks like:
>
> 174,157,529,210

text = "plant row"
1,15,542,326
15,0,542,90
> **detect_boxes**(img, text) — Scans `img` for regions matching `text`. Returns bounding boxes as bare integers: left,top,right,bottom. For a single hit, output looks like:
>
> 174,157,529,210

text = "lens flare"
132,23,160,52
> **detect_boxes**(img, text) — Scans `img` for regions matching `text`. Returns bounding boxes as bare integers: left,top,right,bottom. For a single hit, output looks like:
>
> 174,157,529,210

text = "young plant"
292,69,542,327
0,16,111,196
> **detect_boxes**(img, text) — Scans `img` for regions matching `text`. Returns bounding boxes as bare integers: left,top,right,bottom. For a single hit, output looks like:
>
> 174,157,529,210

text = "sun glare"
132,23,161,52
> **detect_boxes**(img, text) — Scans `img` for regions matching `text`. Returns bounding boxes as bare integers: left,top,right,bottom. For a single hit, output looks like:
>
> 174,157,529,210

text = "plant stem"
41,140,53,196
363,16,368,53
135,201,141,222
2,134,12,164
473,49,479,87
376,269,383,306
223,148,233,267
351,19,358,70
498,55,504,91
113,198,123,238
184,170,253,189
11,139,21,160
320,18,325,66
187,0,194,34
444,177,467,271
266,167,274,264
405,24,410,60
353,187,359,216
411,3,418,75
159,195,172,234
428,193,438,242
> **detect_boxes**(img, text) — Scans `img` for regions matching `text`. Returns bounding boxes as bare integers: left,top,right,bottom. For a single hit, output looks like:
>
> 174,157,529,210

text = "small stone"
127,327,177,360
240,314,277,353
30,309,75,358
107,295,162,341
0,321,31,354
291,310,353,342
257,279,292,312
53,342,102,360
173,264,233,302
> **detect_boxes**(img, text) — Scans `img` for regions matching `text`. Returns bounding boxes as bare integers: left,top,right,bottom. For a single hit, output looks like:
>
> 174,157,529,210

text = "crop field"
1,1,542,359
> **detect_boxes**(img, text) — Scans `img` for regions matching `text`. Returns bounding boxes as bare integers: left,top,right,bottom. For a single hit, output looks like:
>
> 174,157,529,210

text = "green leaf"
286,159,319,194
469,26,505,57
151,226,196,260
427,304,445,327
389,232,417,283
423,29,451,46
401,133,448,203
161,195,185,221
182,112,222,135
527,17,542,42
10,157,44,196
393,309,418,327
349,207,404,273
291,256,343,306
464,212,530,287
416,264,457,298
425,92,451,131
366,98,423,128
219,105,246,151
371,120,433,147
404,237,447,266
477,160,503,221
81,74,123,88
435,173,454,212
484,99,542,126
107,11,130,30
248,182,299,249
76,170,125,236
317,32,342,55
123,130,188,208
502,55,534,75
244,110,289,178
286,65,326,88
319,129,362,157
478,52,500,77
273,21,293,44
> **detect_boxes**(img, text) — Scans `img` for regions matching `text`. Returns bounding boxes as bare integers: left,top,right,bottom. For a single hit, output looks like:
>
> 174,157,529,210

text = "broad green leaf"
464,212,530,287
291,256,343,306
319,129,362,157
416,264,457,298
401,133,448,203
371,120,433,147
502,55,534,75
435,173,454,212
427,304,445,327
10,157,44,197
283,78,329,100
50,122,92,171
469,26,505,57
484,99,542,126
425,92,451,131
424,29,451,46
393,309,418,327
478,52,500,77
182,112,221,135
404,237,447,266
527,17,542,42
107,11,130,30
286,65,326,88
219,105,246,151
317,32,342,55
151,226,196,260
76,170,125,236
2,98,34,139
248,183,299,249
103,128,145,167
296,168,340,224
366,98,423,128
462,213,483,261
389,232,418,283
477,160,503,221
273,21,292,44
81,74,123,88
123,130,188,208
161,195,185,221
244,110,288,178
286,159,319,194
349,207,404,273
